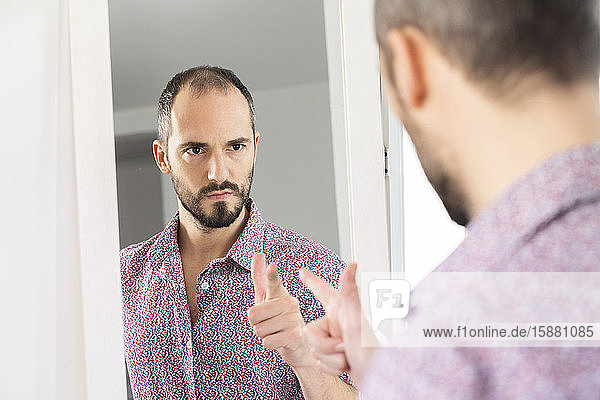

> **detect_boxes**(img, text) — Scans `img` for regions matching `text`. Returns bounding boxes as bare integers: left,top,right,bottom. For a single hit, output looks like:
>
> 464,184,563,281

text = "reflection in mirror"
109,1,352,399
110,1,339,251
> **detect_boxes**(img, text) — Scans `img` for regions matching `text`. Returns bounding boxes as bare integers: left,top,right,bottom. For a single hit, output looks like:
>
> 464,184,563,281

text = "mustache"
197,181,241,198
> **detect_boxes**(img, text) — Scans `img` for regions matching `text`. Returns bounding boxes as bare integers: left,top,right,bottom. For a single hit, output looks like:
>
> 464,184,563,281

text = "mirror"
109,1,341,398
109,1,464,398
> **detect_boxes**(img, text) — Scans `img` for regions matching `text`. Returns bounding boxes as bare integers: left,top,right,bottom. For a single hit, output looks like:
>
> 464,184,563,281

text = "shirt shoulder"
120,231,163,284
262,221,346,288
507,199,600,272
259,222,346,324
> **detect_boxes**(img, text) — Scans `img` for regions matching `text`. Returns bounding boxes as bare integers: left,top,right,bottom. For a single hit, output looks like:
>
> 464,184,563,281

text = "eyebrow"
177,137,251,149
177,137,252,151
226,137,252,146
178,141,208,151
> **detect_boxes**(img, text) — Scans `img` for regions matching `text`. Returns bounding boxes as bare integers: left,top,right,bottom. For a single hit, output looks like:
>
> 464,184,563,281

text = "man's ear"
153,139,171,174
253,131,261,163
385,27,427,108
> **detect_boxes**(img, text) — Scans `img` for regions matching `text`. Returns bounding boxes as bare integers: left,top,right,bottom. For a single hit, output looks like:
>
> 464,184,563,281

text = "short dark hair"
375,0,600,95
157,65,256,144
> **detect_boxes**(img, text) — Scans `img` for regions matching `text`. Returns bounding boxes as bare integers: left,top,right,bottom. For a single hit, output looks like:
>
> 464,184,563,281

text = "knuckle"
291,327,303,339
285,312,297,322
303,327,315,342
262,338,274,350
247,311,257,323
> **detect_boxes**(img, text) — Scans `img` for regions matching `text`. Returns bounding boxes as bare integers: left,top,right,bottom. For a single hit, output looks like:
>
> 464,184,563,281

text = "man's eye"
187,147,203,155
231,144,245,151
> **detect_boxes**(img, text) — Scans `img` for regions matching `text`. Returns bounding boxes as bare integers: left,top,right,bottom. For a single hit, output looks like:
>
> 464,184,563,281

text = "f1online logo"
368,280,411,331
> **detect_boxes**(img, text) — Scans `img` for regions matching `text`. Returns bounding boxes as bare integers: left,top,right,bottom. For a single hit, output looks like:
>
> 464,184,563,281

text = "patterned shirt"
362,143,600,399
121,199,346,399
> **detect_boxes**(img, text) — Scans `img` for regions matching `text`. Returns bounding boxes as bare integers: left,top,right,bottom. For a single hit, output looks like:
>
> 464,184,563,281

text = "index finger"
299,267,338,308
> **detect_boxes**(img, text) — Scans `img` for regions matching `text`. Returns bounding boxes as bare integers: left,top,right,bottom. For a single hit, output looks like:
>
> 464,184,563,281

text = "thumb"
251,252,267,304
265,263,288,300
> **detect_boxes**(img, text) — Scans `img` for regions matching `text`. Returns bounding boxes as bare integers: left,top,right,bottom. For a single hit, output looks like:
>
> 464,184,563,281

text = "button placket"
196,263,216,319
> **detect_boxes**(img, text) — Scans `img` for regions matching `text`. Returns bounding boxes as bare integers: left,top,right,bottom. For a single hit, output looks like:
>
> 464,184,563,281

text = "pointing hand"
248,253,312,368
299,263,377,385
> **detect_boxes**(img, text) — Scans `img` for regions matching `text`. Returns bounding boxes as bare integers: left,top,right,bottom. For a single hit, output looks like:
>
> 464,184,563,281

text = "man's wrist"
292,362,334,381
292,363,357,400
291,360,316,373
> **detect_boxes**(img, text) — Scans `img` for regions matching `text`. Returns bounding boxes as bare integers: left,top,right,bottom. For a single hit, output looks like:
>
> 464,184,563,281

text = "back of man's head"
375,0,600,96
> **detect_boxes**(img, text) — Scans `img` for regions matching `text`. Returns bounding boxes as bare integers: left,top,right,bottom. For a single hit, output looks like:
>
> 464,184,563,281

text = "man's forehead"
171,128,253,144
170,87,253,142
172,86,248,118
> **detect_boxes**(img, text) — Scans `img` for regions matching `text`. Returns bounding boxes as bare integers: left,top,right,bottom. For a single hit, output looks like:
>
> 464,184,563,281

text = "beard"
392,90,470,227
172,167,254,229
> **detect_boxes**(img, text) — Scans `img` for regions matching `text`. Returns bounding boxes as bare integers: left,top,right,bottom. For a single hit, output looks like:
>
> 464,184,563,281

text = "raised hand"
248,253,312,368
299,263,377,386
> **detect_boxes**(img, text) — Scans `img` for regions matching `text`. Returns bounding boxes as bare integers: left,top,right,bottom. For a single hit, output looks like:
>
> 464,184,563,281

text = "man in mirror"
300,0,600,398
120,66,356,399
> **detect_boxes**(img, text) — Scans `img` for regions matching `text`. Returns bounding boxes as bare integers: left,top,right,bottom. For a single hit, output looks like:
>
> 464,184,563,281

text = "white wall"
253,81,340,253
117,81,341,255
1,3,59,396
383,101,465,287
1,1,126,398
402,130,466,286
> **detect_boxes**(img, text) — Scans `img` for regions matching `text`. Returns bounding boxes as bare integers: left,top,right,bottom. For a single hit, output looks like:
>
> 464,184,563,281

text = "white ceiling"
108,0,329,111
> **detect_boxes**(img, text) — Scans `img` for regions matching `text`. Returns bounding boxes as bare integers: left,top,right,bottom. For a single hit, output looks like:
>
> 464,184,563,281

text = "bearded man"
120,66,356,400
300,1,600,399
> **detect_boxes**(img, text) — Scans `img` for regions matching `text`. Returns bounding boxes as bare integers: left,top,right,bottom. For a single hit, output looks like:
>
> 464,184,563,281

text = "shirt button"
200,281,209,290
186,340,192,349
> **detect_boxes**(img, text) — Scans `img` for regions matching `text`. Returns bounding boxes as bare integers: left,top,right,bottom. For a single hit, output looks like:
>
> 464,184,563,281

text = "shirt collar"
156,198,266,272
453,141,600,270
225,198,266,271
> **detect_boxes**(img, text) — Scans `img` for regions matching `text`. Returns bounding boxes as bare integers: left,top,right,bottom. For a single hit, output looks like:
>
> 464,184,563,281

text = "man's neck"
448,80,600,219
177,203,250,263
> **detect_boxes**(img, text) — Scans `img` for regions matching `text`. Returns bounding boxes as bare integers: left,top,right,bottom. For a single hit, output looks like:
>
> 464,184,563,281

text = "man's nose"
207,152,228,183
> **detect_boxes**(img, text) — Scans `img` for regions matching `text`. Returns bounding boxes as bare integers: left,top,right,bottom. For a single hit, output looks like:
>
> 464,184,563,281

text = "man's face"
380,51,470,226
166,88,257,229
